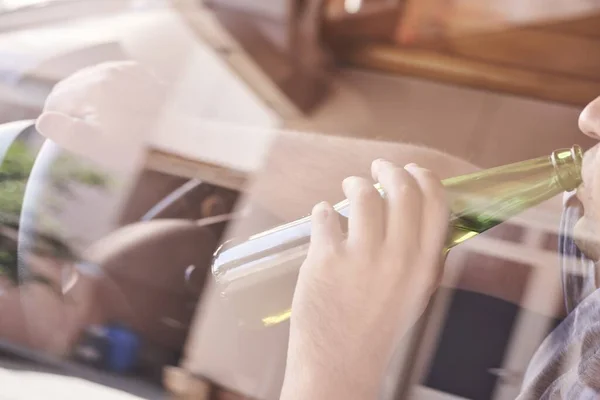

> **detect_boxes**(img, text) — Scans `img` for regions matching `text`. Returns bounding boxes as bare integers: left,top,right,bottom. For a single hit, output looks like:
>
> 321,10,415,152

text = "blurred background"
1,0,600,399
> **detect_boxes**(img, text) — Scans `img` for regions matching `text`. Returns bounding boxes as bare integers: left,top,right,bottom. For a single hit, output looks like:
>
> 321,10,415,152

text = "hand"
282,159,449,400
36,61,167,166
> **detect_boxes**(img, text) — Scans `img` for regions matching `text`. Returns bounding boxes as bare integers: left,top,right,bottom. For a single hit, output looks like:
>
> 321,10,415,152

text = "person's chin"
573,216,600,262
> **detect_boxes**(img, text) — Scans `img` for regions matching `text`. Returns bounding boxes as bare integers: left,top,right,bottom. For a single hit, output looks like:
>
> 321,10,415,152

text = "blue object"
105,325,141,374
76,324,141,374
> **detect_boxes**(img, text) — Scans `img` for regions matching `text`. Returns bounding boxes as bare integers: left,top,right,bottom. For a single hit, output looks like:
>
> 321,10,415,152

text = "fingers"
372,159,422,249
44,83,90,119
310,161,448,268
404,164,450,254
307,201,343,261
36,112,99,147
35,112,120,167
44,61,166,121
404,165,449,283
50,61,141,97
342,176,385,251
310,201,343,245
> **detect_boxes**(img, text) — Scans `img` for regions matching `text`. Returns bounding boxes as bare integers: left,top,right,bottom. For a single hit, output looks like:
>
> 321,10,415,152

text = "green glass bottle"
213,146,583,327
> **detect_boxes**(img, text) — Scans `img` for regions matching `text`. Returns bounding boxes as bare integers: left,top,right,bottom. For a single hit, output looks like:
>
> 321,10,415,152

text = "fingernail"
313,201,330,221
36,112,71,139
372,158,388,171
404,163,419,170
342,176,358,192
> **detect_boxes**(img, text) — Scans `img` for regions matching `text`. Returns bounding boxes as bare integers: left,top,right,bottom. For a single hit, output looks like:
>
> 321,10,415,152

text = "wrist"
281,353,381,400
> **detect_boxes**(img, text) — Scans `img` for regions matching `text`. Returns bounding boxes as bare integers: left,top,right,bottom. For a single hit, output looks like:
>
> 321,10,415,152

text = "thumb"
36,112,101,156
37,111,99,139
37,111,82,139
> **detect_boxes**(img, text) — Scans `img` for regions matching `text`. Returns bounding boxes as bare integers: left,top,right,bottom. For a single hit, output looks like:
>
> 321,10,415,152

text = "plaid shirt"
519,287,600,399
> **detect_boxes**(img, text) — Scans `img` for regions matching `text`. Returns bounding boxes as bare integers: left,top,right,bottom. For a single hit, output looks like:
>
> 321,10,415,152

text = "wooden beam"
172,0,333,116
211,8,330,113
146,149,248,192
171,0,303,119
534,13,600,38
443,27,600,82
335,42,600,106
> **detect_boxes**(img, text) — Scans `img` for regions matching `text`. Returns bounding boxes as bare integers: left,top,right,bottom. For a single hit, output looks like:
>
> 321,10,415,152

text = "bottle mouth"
552,145,583,192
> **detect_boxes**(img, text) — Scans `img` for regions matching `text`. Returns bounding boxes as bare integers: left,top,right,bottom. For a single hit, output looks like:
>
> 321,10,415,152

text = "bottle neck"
552,145,583,192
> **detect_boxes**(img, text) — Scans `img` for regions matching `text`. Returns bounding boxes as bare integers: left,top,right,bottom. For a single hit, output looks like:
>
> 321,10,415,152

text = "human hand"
36,61,167,166
282,159,449,400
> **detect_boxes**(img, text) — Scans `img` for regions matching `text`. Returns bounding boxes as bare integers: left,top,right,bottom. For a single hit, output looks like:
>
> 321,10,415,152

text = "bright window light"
344,0,362,14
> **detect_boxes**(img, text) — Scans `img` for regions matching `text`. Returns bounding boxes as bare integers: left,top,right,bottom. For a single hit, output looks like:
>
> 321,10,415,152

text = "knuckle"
390,179,419,202
352,182,379,204
422,171,445,196
417,168,438,183
377,159,400,173
312,247,342,268
390,168,416,190
104,66,125,82
328,244,346,261
97,62,129,80
398,181,418,197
